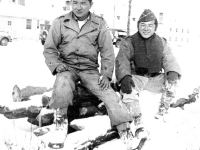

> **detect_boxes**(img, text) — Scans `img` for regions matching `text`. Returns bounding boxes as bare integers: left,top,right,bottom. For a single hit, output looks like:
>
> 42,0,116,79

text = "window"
26,19,32,29
159,12,163,24
170,28,172,31
175,37,177,41
8,21,12,26
187,29,189,33
181,38,183,42
18,0,25,5
169,37,171,41
187,38,189,42
37,20,39,29
176,28,178,32
182,29,184,33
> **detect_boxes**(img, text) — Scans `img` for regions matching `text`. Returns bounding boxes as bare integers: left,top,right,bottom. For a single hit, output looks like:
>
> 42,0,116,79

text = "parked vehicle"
39,24,51,45
110,28,127,47
0,31,12,46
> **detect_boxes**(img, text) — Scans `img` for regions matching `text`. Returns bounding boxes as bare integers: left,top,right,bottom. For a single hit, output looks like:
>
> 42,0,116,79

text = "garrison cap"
138,9,157,22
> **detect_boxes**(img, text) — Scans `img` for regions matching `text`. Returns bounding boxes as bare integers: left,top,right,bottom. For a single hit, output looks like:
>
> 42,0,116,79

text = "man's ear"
90,2,93,8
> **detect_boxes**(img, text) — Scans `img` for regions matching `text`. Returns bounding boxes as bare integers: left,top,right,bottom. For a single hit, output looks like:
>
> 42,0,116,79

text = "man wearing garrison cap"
115,9,181,136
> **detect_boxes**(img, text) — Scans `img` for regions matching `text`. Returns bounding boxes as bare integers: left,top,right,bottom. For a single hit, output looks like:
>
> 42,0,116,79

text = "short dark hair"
71,0,92,4
88,0,92,4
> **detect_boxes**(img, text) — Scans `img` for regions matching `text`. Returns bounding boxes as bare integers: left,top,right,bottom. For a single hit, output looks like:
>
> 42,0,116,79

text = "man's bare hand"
56,64,68,73
98,76,110,90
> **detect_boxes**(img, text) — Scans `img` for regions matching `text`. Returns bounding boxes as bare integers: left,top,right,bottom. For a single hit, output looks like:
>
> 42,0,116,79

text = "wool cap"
138,9,157,22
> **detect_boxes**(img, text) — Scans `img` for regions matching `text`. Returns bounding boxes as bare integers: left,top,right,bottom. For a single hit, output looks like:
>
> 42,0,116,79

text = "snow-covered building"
1,0,199,45
0,0,70,40
92,0,200,46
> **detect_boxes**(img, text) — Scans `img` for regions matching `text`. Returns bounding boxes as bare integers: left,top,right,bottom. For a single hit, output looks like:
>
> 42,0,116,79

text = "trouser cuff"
116,122,131,132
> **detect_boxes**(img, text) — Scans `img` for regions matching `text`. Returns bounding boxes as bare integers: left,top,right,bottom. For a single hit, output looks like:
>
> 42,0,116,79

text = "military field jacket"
43,12,114,80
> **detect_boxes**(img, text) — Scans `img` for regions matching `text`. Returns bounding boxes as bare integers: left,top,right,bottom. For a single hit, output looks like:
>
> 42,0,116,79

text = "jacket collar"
137,31,156,41
63,11,100,35
63,12,79,33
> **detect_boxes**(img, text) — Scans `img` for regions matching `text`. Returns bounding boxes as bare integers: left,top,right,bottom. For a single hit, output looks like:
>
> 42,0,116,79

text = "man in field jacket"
43,0,136,149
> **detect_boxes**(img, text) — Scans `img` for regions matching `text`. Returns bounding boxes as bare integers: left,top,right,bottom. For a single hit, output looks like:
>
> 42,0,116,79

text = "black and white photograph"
0,0,200,149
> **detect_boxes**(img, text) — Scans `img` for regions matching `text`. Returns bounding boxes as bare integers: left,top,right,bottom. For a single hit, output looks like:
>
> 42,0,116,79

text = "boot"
118,128,135,150
48,108,68,149
134,115,149,139
155,103,168,120
117,121,148,150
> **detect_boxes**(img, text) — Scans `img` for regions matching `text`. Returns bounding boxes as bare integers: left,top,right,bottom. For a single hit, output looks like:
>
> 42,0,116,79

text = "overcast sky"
92,0,199,25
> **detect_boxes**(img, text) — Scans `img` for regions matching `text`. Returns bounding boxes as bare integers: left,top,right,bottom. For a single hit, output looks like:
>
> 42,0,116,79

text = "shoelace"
54,112,67,130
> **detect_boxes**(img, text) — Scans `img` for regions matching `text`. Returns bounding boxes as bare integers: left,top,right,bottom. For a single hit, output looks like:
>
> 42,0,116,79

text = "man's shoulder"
124,34,136,41
91,13,104,21
154,34,169,47
57,14,66,19
119,35,133,47
91,13,107,24
55,12,71,21
154,33,166,40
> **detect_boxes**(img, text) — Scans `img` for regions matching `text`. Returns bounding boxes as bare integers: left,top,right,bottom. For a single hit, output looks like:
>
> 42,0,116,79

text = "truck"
39,24,51,45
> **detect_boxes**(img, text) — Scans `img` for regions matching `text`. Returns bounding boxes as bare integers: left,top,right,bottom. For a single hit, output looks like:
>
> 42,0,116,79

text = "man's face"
71,0,92,20
138,20,156,39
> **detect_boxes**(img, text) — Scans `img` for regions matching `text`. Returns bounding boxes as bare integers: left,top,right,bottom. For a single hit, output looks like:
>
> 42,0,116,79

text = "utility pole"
113,0,116,29
127,0,132,35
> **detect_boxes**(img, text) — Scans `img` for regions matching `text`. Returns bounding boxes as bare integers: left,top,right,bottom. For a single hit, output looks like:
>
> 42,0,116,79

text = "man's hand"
167,71,179,83
56,64,68,73
98,76,110,90
120,75,135,94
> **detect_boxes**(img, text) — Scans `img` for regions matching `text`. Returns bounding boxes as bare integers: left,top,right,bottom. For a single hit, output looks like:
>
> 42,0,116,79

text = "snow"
0,40,200,150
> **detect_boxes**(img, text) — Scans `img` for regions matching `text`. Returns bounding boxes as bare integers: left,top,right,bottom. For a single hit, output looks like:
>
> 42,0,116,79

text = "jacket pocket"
85,28,99,46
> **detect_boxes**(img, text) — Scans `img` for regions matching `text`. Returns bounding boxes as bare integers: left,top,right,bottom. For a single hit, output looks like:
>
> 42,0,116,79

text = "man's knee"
54,73,75,91
56,72,73,84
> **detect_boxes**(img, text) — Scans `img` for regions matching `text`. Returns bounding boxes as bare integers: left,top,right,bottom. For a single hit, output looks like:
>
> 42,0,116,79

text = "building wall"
0,0,68,40
92,0,200,46
1,0,199,44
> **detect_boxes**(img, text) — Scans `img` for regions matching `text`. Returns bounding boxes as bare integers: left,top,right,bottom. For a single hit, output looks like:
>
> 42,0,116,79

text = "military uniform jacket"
115,32,182,82
43,12,114,80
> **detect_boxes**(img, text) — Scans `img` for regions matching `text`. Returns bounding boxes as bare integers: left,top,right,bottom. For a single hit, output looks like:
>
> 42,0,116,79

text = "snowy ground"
0,40,200,150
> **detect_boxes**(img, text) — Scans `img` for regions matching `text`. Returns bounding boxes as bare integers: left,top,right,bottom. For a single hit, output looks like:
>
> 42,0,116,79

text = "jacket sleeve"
43,18,64,75
115,37,133,82
162,39,182,79
98,20,115,80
